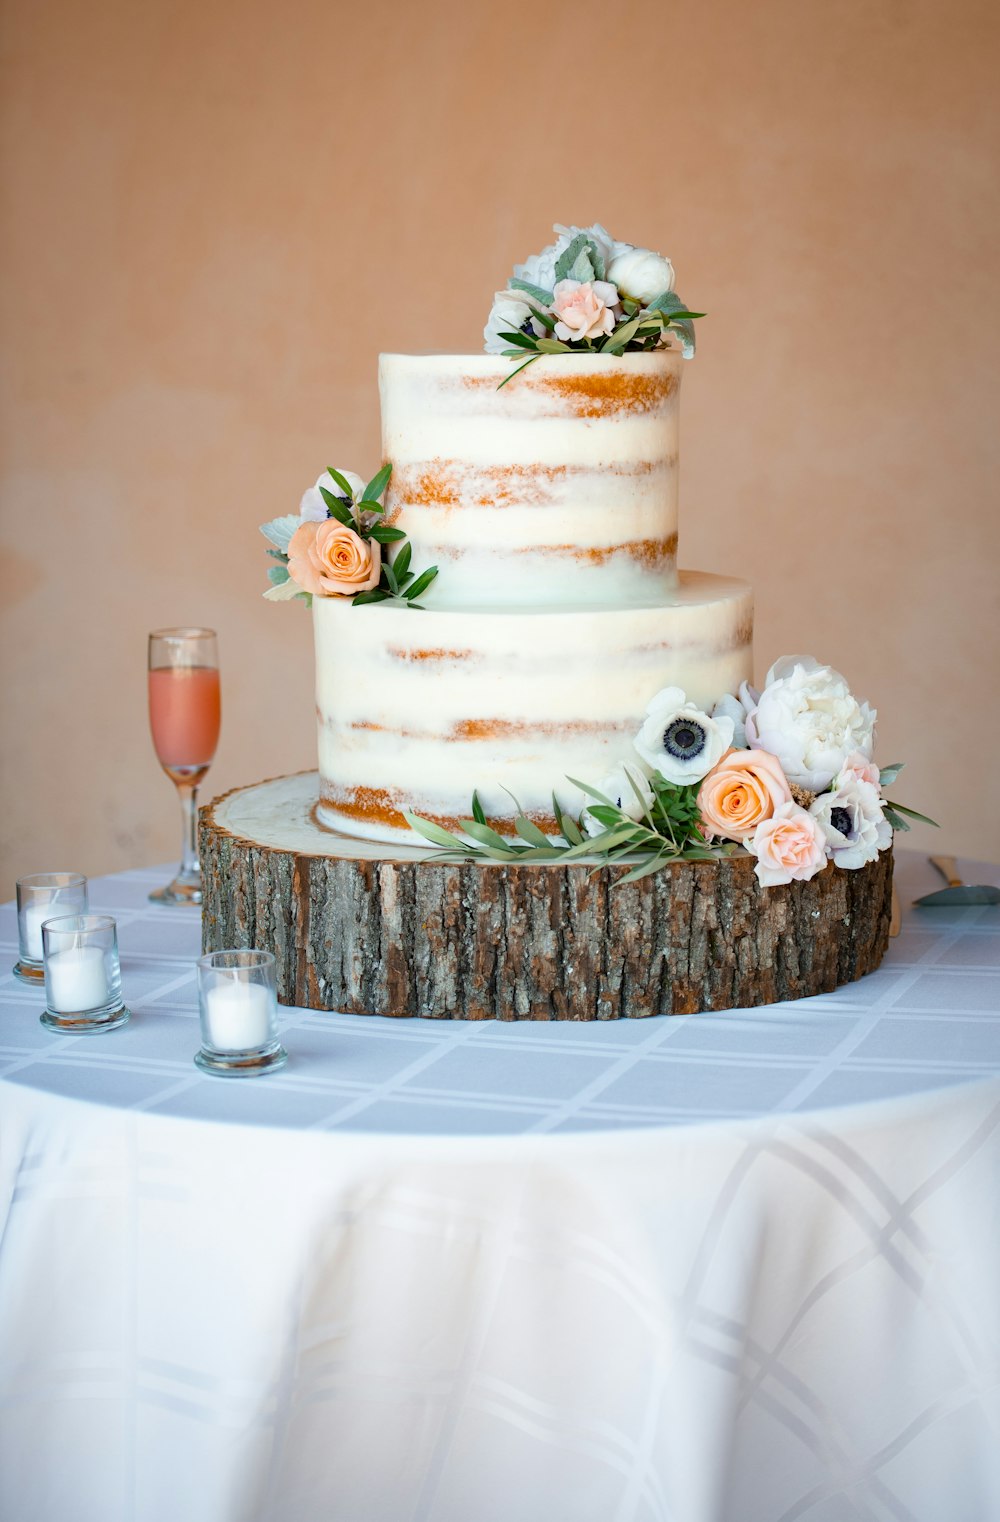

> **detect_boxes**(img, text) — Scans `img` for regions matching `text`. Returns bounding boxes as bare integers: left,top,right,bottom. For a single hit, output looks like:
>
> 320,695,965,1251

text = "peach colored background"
2,0,999,892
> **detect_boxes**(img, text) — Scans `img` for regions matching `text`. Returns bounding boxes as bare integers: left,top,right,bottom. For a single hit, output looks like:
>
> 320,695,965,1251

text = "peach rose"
749,801,828,887
838,751,880,789
552,279,618,343
287,519,381,597
697,747,792,842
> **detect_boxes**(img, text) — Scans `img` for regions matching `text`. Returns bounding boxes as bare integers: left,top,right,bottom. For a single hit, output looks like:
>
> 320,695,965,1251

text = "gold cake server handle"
929,855,963,888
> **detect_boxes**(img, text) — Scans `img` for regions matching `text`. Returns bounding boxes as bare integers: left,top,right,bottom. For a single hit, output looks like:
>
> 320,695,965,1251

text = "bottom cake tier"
201,774,893,1018
313,570,753,844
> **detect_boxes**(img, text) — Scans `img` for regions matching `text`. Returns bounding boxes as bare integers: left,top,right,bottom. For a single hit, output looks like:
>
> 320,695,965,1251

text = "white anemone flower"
634,687,734,785
484,290,545,355
299,469,365,522
581,763,654,838
810,778,892,870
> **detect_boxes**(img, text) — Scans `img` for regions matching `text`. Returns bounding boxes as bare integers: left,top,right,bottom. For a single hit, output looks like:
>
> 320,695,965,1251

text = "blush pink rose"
839,751,880,789
288,519,381,597
552,279,618,343
749,801,828,887
697,748,792,842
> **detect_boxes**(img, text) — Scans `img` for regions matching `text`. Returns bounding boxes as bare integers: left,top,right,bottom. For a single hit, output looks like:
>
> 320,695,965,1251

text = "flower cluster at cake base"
485,222,704,386
259,465,438,609
406,657,934,886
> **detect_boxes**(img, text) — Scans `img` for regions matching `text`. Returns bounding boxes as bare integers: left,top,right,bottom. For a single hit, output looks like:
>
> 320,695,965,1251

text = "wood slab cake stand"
200,773,893,1020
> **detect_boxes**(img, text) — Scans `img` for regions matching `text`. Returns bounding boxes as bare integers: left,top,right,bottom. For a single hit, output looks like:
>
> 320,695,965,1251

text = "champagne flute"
148,628,221,905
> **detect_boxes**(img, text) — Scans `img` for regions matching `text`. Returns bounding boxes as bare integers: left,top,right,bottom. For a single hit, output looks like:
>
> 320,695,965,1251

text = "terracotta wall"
2,0,999,890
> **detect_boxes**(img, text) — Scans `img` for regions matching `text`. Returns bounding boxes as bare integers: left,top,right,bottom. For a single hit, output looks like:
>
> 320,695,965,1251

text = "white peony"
299,469,364,521
607,246,676,305
810,778,891,870
581,763,654,837
746,656,876,793
634,686,734,785
711,680,760,750
484,290,544,355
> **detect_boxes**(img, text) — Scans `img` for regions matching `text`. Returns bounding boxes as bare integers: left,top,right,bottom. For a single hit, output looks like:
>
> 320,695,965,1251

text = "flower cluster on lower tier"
587,656,921,887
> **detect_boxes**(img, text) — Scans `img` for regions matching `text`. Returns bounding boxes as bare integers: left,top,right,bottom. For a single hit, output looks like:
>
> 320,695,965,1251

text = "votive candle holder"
15,873,88,986
41,914,130,1034
195,949,287,1077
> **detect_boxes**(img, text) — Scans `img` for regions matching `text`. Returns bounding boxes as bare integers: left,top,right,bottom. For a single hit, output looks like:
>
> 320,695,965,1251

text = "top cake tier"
380,350,683,610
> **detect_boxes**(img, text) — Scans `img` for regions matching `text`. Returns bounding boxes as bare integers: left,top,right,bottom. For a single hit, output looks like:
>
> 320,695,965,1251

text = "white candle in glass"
46,946,111,1013
204,980,272,1052
23,903,50,961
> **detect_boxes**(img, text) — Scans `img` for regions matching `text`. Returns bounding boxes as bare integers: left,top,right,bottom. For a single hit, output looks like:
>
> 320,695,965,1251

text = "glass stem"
177,782,200,878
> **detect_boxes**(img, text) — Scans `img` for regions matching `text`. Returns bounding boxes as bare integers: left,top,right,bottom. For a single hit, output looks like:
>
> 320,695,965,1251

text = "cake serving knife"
912,855,1000,907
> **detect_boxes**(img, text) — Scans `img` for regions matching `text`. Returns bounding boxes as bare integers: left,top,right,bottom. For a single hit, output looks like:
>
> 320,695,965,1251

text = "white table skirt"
1,851,999,1522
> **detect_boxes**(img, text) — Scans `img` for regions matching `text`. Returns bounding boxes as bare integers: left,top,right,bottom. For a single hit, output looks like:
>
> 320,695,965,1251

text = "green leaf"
509,277,554,305
567,247,597,283
645,291,687,316
884,800,939,828
458,819,516,852
327,466,357,499
351,587,391,605
554,232,592,282
535,337,572,354
369,523,408,544
526,304,556,332
405,566,439,601
356,498,385,516
497,354,542,389
586,238,606,281
404,813,475,850
614,853,672,886
259,514,301,552
621,298,640,316
319,486,356,529
265,548,288,561
602,316,643,353
472,791,487,826
392,540,412,581
514,816,552,848
883,806,911,833
552,792,584,846
382,560,399,596
363,463,392,503
267,563,290,585
497,329,539,352
565,775,616,807
878,763,904,787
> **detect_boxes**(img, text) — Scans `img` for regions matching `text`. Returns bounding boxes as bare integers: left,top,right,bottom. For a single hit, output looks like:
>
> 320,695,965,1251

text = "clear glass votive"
15,873,88,985
195,950,287,1077
41,914,130,1034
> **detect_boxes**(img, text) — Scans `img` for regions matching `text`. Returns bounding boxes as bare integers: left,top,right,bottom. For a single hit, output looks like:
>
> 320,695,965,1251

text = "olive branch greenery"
405,761,935,884
496,232,704,389
260,463,438,610
405,771,739,886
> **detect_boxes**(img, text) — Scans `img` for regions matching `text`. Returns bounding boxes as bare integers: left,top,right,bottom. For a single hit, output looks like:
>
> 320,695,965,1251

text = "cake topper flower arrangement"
485,222,703,385
407,657,934,886
260,465,438,609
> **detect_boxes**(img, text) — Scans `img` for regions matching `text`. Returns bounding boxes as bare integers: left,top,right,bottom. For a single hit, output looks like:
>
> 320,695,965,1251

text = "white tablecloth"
1,852,998,1522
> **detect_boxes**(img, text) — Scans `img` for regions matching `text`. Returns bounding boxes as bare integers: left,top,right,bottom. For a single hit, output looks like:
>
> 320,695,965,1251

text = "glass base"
149,873,202,907
13,959,45,986
41,1004,131,1036
194,1043,288,1078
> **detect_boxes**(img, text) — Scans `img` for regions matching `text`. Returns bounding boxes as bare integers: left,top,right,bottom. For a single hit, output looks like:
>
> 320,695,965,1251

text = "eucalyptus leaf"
509,277,554,305
259,514,301,552
363,463,392,503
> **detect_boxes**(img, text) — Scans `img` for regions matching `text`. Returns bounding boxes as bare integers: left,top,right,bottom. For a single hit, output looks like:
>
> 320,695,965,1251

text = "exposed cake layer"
314,572,754,844
380,351,683,609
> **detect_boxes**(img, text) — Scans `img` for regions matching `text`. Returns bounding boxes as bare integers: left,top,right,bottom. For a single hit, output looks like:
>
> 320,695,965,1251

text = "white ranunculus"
711,679,760,750
300,469,365,521
581,763,654,838
746,656,876,793
607,246,676,305
810,777,891,870
484,290,544,355
634,686,734,785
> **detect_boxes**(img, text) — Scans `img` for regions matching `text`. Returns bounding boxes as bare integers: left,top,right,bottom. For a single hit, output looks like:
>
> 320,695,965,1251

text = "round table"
1,852,998,1522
